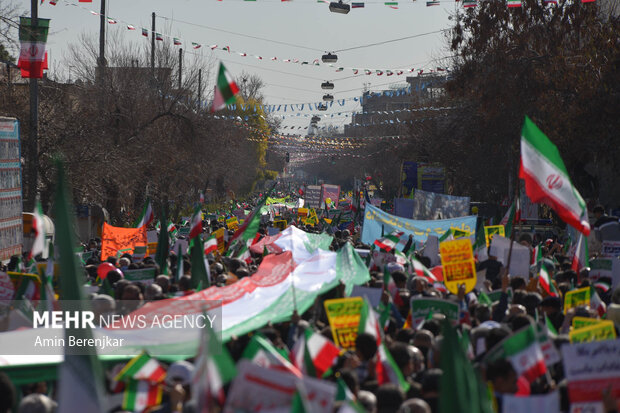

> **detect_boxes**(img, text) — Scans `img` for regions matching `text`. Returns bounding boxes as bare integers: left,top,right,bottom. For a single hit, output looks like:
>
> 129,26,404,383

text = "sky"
17,0,457,132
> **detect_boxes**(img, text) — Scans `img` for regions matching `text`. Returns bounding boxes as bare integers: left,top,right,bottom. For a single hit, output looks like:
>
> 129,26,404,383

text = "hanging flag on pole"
571,233,589,273
210,62,240,112
519,116,590,235
29,200,46,261
18,17,51,79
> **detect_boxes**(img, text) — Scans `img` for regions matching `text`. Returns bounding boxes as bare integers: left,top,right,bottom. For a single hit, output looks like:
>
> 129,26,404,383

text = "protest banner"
123,268,156,285
572,316,604,330
324,297,364,349
487,288,513,303
178,227,191,237
361,204,477,245
321,184,341,208
147,242,158,256
502,391,559,413
484,225,505,247
100,223,147,261
225,360,336,413
489,236,530,278
569,320,616,343
350,286,383,309
440,238,477,295
564,287,590,314
304,185,322,209
226,217,239,231
561,340,620,410
213,227,226,254
589,257,620,288
132,245,147,262
412,189,470,220
297,208,309,218
410,297,459,326
273,220,288,231
601,240,620,258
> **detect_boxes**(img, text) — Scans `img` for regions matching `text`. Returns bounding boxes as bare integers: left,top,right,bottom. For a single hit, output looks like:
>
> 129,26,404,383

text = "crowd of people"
0,189,619,413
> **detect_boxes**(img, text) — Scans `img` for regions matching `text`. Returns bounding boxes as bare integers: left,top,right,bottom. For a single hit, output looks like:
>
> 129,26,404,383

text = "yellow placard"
305,216,317,226
572,316,603,330
297,208,309,218
273,220,288,231
440,238,477,295
452,228,472,239
226,217,239,231
569,320,616,343
217,216,226,223
323,297,364,350
147,242,158,256
213,227,226,254
564,287,591,314
484,225,505,247
324,218,332,224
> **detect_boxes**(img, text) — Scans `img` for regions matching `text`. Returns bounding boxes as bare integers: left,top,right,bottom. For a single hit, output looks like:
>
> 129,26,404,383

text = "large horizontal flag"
249,225,332,263
519,116,590,235
129,243,370,341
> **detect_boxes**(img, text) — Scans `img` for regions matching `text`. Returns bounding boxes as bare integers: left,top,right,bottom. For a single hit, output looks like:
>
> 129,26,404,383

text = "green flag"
439,319,493,413
190,237,210,290
54,161,107,412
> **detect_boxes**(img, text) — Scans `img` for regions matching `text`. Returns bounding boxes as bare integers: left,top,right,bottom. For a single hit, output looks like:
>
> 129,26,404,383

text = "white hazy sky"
22,0,457,131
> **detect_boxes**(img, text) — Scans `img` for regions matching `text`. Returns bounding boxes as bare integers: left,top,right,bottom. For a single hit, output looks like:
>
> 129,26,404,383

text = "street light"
321,81,334,90
329,0,350,14
323,94,334,102
322,53,338,63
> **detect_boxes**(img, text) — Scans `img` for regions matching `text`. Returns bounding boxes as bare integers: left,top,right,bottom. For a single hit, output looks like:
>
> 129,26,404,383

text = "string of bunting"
44,0,452,76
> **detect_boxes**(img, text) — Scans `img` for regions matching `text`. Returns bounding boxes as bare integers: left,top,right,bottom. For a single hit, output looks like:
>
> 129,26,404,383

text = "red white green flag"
18,17,51,79
122,380,162,412
500,198,521,238
142,28,148,37
373,231,403,252
242,334,302,377
188,206,203,240
571,233,589,273
155,32,163,41
173,37,181,46
114,352,166,383
411,256,438,283
29,200,46,260
211,62,240,112
486,325,547,382
135,198,154,228
519,116,590,235
291,327,341,378
204,235,218,255
507,0,522,7
590,287,606,317
539,263,558,297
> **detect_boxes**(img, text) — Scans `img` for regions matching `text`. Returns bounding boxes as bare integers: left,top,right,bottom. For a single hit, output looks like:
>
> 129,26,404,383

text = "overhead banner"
0,118,22,262
321,184,341,208
100,222,147,261
361,203,477,245
412,189,470,220
304,185,322,209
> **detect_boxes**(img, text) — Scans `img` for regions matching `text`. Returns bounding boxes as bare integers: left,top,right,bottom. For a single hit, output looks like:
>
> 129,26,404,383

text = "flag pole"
505,189,519,273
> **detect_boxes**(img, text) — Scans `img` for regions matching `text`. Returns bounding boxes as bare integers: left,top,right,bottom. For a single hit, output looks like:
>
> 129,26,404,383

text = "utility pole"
27,0,38,211
151,12,155,75
197,68,202,109
97,0,106,86
178,48,183,90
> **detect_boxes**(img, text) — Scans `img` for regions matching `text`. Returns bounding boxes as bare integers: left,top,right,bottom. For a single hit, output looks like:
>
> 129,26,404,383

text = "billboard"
0,118,22,262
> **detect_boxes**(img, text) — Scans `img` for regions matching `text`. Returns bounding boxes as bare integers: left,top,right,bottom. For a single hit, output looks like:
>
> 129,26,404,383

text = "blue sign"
361,204,477,245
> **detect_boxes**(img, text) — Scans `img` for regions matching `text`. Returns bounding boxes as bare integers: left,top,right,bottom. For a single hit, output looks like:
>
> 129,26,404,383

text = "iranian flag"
539,263,558,297
500,198,521,238
142,28,148,37
211,62,240,112
204,235,218,255
192,313,237,407
358,299,409,391
590,287,606,317
114,352,166,383
374,231,404,252
411,256,438,283
519,116,590,235
173,37,181,46
29,200,46,260
135,198,154,228
571,233,589,273
486,325,547,382
291,328,341,378
122,380,162,412
507,0,522,6
18,17,51,79
242,334,302,377
167,220,178,240
188,206,203,240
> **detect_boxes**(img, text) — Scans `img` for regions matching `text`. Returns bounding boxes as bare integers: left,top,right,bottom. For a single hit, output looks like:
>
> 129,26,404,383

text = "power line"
334,29,448,52
157,15,323,53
